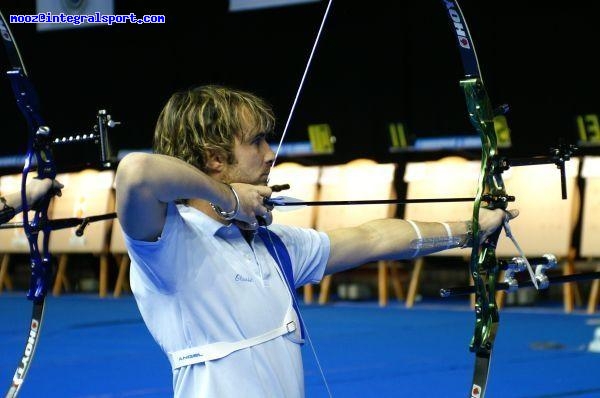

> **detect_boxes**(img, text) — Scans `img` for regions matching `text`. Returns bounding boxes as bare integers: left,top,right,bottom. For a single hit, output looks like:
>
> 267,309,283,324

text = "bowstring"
265,1,334,396
269,0,333,172
264,228,333,398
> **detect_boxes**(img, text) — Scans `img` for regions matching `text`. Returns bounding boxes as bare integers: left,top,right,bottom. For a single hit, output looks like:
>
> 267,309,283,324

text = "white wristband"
441,222,452,250
407,220,422,258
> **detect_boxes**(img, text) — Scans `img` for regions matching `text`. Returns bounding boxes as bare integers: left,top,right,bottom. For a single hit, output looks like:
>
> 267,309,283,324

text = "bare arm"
115,152,271,241
1,178,62,214
324,208,517,275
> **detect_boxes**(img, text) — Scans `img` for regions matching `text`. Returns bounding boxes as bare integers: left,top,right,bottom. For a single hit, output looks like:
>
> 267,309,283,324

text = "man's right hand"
230,183,272,229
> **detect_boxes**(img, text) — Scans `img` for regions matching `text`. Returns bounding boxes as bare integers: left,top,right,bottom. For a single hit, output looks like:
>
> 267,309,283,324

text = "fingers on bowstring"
264,199,275,211
256,206,273,226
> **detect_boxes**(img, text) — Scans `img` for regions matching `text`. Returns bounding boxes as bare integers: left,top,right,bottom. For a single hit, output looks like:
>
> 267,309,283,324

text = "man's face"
222,125,275,186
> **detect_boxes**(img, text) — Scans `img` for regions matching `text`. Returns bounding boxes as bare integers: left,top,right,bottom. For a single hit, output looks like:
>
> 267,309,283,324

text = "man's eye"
253,134,266,145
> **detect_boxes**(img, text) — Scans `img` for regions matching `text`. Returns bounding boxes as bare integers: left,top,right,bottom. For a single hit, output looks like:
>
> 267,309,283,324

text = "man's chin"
246,179,267,186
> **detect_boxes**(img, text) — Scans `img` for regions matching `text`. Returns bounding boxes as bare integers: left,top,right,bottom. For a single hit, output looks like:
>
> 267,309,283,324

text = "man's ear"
205,149,227,173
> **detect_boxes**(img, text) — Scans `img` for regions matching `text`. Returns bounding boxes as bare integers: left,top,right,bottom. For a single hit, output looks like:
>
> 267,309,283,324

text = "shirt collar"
176,203,243,239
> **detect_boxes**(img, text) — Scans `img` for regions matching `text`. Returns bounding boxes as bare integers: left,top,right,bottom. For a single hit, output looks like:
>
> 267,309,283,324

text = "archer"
114,85,514,397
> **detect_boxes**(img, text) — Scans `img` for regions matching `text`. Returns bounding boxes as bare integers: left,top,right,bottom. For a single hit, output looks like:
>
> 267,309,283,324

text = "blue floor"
1,294,600,397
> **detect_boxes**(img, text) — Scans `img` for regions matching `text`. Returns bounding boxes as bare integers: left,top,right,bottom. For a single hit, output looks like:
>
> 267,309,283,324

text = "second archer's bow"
0,9,57,398
1,12,119,397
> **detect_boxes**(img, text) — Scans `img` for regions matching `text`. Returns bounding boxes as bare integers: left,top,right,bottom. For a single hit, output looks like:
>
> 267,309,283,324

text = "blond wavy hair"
153,85,275,172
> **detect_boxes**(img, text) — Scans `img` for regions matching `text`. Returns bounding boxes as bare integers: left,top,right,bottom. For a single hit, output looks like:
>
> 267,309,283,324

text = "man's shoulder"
263,224,325,246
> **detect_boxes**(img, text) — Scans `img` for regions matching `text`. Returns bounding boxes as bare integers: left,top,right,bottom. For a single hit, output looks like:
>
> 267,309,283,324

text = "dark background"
1,1,599,171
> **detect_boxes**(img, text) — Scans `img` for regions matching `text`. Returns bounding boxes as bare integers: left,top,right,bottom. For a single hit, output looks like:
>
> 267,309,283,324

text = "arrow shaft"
271,197,477,207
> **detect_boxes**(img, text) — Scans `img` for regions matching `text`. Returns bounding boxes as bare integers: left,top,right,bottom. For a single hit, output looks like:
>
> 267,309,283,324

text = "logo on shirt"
179,353,203,361
235,274,253,283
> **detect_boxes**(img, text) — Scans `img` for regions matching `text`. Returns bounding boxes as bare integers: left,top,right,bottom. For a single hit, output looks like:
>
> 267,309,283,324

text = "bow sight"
52,109,120,170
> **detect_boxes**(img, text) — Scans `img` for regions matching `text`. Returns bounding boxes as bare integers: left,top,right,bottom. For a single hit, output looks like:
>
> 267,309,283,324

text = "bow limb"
1,9,56,397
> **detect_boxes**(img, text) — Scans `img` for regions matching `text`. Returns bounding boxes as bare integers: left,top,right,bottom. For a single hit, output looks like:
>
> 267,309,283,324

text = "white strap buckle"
286,321,296,333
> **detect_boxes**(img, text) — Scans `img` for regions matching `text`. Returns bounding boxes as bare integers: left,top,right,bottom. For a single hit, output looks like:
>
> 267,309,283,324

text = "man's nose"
264,142,276,163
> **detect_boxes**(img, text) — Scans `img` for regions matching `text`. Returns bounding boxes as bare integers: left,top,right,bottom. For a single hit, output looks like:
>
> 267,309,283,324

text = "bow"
0,10,57,397
441,2,506,395
1,11,118,396
439,1,585,396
